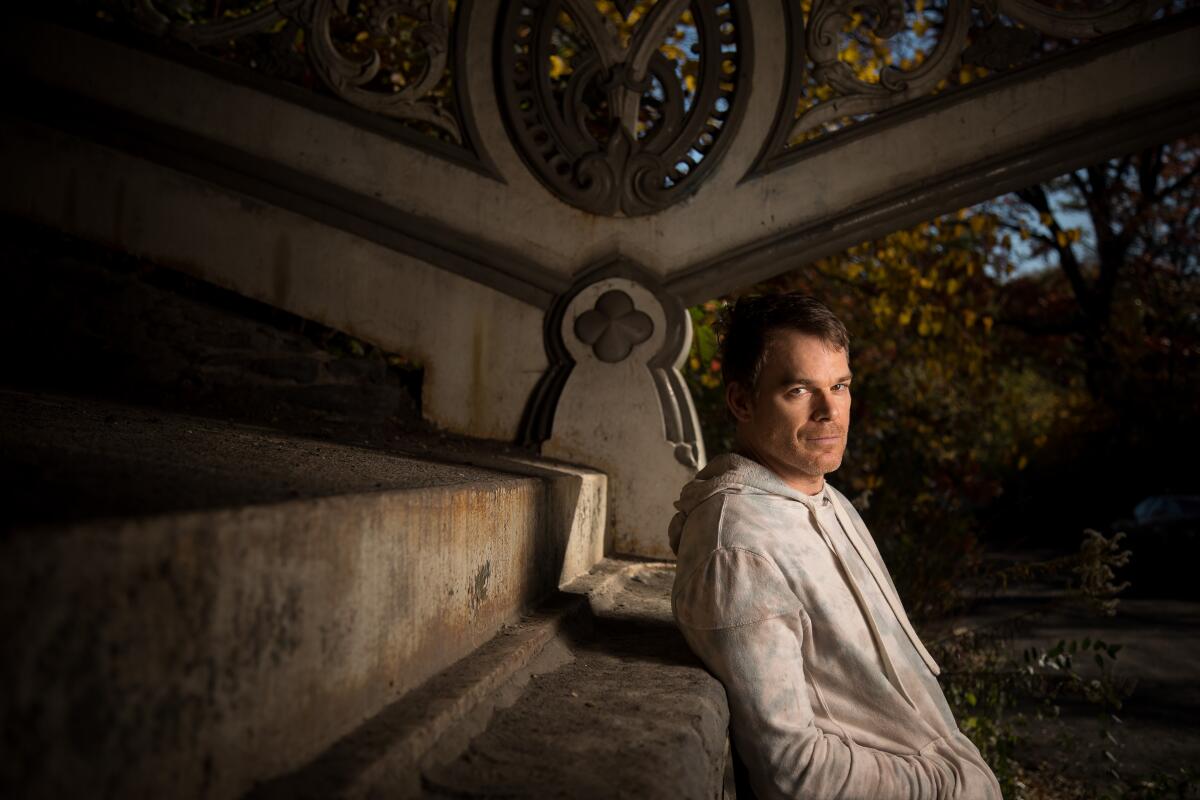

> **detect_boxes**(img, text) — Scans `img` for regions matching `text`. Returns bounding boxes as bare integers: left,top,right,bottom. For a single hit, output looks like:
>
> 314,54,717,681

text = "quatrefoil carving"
574,290,654,363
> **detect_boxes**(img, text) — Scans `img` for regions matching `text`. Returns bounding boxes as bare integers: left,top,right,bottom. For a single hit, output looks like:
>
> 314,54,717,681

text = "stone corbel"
522,259,705,559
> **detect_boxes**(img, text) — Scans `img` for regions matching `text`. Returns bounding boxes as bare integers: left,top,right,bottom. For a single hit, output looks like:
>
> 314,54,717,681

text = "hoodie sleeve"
673,547,997,800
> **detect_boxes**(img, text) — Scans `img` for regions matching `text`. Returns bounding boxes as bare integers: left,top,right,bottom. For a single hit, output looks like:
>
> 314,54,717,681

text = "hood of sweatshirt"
668,451,830,555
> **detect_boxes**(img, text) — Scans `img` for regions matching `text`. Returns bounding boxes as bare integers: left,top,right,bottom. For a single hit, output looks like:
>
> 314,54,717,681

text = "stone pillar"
525,260,705,559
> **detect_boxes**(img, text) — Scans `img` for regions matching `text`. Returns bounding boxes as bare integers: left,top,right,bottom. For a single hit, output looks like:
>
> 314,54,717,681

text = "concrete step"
247,559,731,800
0,389,605,800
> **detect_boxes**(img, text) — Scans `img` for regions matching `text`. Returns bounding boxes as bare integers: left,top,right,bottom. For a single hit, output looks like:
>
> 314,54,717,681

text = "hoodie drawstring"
803,496,920,711
826,493,942,678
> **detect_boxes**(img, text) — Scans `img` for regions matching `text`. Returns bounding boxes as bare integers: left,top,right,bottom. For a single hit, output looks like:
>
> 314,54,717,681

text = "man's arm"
674,547,998,800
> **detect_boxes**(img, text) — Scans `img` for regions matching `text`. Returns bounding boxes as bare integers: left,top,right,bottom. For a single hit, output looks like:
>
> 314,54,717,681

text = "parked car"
1111,495,1200,599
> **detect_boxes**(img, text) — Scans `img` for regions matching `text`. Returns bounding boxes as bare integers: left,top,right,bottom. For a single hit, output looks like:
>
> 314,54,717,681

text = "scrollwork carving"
753,0,1169,173
800,0,971,136
124,0,462,143
497,0,751,216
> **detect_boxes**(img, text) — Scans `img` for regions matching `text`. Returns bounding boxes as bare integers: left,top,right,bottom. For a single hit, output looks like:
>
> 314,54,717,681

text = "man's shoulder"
672,537,801,630
712,490,801,551
675,492,799,578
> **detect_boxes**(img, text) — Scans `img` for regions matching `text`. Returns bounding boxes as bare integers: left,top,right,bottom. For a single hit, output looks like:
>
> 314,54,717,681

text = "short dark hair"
719,293,851,392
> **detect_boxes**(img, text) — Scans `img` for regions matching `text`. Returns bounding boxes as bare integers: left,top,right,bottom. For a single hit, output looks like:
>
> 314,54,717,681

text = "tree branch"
1016,184,1094,318
1158,159,1200,202
1138,143,1166,204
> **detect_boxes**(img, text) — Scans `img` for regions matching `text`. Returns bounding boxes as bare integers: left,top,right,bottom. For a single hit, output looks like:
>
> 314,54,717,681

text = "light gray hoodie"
669,453,1002,800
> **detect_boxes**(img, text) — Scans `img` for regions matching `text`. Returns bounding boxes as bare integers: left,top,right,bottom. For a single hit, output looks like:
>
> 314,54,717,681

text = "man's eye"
833,383,849,391
788,387,808,396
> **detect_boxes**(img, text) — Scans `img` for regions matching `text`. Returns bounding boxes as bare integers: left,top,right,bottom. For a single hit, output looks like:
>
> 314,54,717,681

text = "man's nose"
811,390,837,421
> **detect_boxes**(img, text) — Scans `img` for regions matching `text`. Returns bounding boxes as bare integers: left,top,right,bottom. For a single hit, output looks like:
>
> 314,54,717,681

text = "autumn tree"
990,137,1200,423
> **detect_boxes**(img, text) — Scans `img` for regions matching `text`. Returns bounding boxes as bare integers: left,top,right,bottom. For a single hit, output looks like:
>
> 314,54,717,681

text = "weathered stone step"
247,559,730,800
0,389,605,800
422,561,730,800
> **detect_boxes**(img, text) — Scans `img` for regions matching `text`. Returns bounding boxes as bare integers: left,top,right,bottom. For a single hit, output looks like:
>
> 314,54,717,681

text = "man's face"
727,330,852,494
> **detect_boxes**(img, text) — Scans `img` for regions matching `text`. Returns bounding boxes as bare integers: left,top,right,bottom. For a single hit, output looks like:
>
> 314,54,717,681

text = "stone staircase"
1,390,727,799
0,218,730,798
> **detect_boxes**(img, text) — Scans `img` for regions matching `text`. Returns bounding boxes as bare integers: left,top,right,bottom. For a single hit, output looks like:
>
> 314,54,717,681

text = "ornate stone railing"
62,0,1182,205
68,0,492,170
751,0,1180,172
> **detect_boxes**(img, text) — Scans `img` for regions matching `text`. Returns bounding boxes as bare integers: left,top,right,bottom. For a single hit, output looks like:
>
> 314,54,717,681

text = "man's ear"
726,381,754,423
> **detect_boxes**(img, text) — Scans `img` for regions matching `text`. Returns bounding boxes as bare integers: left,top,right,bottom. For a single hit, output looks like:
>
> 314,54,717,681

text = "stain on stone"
468,560,491,611
273,583,303,667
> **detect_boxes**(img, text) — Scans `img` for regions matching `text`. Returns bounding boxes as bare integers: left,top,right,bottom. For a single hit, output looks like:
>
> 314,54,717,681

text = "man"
668,293,1002,800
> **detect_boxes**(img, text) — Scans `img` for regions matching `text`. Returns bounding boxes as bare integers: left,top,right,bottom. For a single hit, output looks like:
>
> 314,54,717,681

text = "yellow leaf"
548,53,569,79
1018,455,1028,470
684,74,697,93
1056,230,1068,247
660,43,685,61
